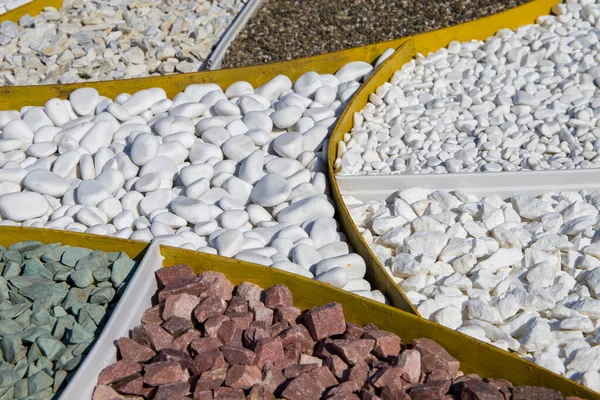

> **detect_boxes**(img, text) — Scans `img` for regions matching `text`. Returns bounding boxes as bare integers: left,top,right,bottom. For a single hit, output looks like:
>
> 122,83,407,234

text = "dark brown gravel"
223,0,531,68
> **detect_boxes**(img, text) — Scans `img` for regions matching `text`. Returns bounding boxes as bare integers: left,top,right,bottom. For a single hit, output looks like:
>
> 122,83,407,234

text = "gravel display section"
0,53,397,303
0,0,246,86
222,0,530,69
93,265,576,400
335,1,600,176
346,187,600,392
0,241,137,399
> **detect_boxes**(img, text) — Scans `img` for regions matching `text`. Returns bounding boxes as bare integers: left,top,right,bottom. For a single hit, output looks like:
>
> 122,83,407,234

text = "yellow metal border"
0,226,596,399
0,0,63,22
327,0,563,313
0,37,409,110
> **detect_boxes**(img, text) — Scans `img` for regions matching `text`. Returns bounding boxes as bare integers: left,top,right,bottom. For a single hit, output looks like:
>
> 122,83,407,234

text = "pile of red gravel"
93,265,581,400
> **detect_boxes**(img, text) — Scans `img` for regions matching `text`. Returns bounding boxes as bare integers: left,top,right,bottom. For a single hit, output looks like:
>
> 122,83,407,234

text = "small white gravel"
335,0,600,176
0,54,396,303
0,0,246,85
345,187,600,391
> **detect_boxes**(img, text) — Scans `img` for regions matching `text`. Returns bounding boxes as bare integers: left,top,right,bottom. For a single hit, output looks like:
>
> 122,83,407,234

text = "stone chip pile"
0,56,393,303
336,0,600,176
0,0,246,85
346,187,600,391
0,240,137,399
93,265,577,400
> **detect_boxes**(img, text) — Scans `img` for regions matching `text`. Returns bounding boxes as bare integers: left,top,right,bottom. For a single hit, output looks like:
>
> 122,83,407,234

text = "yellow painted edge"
327,0,564,313
0,36,409,110
0,0,63,22
0,226,596,399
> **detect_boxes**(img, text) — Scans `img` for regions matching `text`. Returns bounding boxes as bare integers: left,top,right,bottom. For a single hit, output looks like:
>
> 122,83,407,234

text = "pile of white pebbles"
0,53,396,303
0,0,246,85
335,0,600,176
335,0,600,391
346,188,600,390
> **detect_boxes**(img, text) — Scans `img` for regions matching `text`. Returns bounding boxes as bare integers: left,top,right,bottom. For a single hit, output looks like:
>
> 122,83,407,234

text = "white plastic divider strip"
205,0,264,70
336,169,600,202
59,243,164,400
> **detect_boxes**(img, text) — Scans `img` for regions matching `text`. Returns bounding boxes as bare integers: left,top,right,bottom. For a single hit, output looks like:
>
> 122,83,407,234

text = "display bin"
0,226,595,399
326,0,563,313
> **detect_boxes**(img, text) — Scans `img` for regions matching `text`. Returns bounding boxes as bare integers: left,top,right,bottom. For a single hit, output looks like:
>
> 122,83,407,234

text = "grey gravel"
223,0,531,68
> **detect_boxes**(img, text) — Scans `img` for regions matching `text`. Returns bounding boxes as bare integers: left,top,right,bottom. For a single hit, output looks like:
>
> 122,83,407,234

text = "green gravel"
0,242,137,399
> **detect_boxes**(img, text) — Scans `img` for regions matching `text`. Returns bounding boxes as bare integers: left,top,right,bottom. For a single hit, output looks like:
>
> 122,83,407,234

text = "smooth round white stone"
3,119,34,143
0,192,49,221
221,135,257,162
219,210,249,230
317,266,349,288
202,127,231,146
139,156,178,181
243,111,273,132
130,133,160,166
315,253,366,280
113,210,135,230
152,212,188,228
214,100,241,117
273,132,304,159
270,106,303,129
225,81,254,99
122,90,156,116
179,163,214,186
245,129,271,146
23,169,70,197
250,174,291,207
96,169,125,194
75,180,111,206
265,158,304,178
169,103,207,119
185,178,211,199
80,121,115,154
214,229,243,257
238,150,265,184
189,143,224,163
133,173,161,193
271,260,313,278
276,195,335,225
97,197,122,221
294,71,323,97
255,75,293,101
335,61,373,83
69,88,99,116
169,197,211,224
27,142,57,158
44,98,70,126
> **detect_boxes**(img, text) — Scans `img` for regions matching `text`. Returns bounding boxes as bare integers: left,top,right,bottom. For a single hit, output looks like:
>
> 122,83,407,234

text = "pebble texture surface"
0,0,246,86
93,265,578,400
0,56,394,303
222,0,529,68
346,187,600,392
0,241,136,399
336,1,600,176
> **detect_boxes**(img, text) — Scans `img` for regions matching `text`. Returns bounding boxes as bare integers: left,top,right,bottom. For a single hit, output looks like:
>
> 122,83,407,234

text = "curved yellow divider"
0,37,409,110
1,0,63,22
327,0,563,313
0,226,596,399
